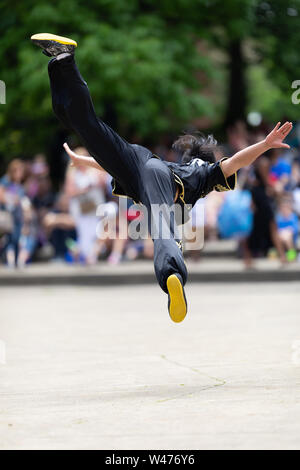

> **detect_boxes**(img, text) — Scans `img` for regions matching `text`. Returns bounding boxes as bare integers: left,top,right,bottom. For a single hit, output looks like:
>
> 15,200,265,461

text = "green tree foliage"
0,0,214,159
1,0,300,162
186,0,300,126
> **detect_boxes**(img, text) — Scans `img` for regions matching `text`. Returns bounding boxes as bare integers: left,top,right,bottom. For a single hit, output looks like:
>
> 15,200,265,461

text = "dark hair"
172,133,217,164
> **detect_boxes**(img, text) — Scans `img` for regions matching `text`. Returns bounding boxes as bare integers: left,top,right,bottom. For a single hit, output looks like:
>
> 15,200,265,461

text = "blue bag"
217,189,253,239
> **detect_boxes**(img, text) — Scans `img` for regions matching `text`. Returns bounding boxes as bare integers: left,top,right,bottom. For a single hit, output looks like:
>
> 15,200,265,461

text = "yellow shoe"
167,274,187,323
31,33,77,57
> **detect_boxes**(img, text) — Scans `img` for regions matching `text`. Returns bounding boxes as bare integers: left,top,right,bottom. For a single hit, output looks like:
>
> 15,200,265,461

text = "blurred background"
1,0,300,269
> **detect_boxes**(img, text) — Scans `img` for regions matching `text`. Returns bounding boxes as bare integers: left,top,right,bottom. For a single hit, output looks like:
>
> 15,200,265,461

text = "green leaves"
0,0,300,160
0,0,214,157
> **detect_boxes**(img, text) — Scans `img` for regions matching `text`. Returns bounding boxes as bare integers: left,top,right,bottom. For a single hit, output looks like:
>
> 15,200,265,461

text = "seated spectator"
292,157,300,219
0,159,28,268
64,146,106,264
96,205,128,265
276,196,299,262
0,185,13,259
28,156,56,255
43,192,76,261
17,197,38,268
270,154,292,193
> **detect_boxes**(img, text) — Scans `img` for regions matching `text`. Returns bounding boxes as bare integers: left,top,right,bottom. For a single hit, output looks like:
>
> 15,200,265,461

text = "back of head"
172,133,217,164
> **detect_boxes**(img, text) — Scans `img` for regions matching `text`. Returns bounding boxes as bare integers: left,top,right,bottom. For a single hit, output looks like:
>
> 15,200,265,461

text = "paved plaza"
0,281,300,449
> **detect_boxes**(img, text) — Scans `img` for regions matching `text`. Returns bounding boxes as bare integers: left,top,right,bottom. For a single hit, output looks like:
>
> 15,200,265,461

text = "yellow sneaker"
167,273,187,323
31,33,77,57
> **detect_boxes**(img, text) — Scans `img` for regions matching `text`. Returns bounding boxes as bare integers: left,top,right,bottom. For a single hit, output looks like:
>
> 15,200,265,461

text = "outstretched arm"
63,143,103,171
221,122,293,178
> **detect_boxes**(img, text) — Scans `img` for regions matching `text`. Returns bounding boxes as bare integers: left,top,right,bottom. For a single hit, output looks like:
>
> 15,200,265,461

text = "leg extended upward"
31,32,188,322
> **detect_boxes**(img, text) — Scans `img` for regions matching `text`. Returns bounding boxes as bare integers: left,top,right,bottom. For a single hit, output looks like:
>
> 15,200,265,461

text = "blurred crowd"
0,120,300,269
0,148,154,268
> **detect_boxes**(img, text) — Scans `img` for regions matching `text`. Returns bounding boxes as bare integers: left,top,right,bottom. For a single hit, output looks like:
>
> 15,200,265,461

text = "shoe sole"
167,274,187,323
31,33,77,47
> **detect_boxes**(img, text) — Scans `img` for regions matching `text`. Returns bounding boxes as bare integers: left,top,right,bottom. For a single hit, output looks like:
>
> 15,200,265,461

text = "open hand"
264,122,293,149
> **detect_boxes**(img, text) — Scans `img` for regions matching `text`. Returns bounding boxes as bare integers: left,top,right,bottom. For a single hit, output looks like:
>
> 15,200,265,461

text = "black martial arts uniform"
48,55,236,292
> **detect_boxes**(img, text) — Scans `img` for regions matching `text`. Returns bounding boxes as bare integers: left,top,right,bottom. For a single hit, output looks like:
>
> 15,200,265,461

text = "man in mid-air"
31,33,292,323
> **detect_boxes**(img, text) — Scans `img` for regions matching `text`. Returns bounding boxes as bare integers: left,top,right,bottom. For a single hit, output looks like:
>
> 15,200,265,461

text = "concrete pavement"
0,281,300,449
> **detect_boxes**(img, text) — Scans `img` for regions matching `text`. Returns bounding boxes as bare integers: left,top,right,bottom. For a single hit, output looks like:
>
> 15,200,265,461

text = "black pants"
48,56,187,292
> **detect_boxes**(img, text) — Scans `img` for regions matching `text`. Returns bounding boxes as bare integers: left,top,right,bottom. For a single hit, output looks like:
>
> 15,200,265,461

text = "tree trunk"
225,39,247,127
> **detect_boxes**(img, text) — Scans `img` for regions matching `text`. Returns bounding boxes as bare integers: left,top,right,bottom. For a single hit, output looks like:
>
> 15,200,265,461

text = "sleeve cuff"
214,157,237,192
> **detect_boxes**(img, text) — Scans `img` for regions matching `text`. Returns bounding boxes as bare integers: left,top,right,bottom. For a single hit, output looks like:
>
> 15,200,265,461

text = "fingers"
284,122,293,136
279,143,291,149
63,142,71,153
63,142,75,157
63,143,77,167
273,122,281,132
278,121,292,136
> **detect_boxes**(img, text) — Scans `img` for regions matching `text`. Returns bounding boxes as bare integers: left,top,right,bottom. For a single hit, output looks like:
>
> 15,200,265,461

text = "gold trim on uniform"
172,172,186,205
175,240,183,252
111,179,140,204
